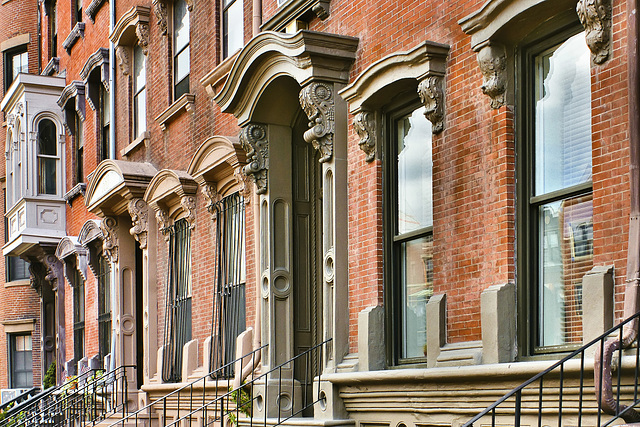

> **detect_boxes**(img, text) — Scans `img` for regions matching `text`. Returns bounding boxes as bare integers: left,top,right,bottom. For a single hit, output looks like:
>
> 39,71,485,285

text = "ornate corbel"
233,168,252,202
116,46,131,75
128,198,149,250
240,123,269,195
101,217,119,263
299,82,335,163
29,262,49,296
312,0,330,19
201,184,219,213
418,76,445,134
353,110,376,162
156,208,171,240
181,195,197,229
42,254,63,290
136,22,150,55
477,44,507,109
577,0,612,64
152,0,168,35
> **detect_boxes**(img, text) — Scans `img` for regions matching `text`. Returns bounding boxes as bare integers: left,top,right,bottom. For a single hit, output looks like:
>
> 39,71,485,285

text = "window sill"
201,52,239,98
63,182,87,204
261,0,330,32
155,93,195,131
4,279,31,288
121,131,149,158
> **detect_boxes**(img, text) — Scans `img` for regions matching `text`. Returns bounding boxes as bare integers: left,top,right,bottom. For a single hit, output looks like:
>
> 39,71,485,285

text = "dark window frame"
99,83,110,161
132,45,146,139
72,269,85,364
173,0,190,100
96,253,111,366
516,22,594,357
4,46,28,92
8,333,33,389
36,118,59,195
222,0,242,59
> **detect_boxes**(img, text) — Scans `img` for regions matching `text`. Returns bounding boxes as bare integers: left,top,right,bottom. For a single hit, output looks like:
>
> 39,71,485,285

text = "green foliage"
43,361,56,389
228,385,252,426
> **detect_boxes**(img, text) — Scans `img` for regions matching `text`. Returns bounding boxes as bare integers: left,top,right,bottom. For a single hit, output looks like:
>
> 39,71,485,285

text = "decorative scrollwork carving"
101,217,119,263
181,195,197,229
116,46,130,75
156,208,171,240
128,198,149,250
477,44,507,109
240,124,269,195
152,0,168,35
300,82,335,163
577,0,611,64
354,111,376,162
418,76,445,134
201,184,219,213
233,168,252,203
136,22,150,55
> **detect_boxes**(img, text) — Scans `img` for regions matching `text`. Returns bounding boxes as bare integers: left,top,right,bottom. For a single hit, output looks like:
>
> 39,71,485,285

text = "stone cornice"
62,22,85,53
213,30,358,126
63,182,87,204
261,0,330,32
57,81,86,128
110,6,151,53
41,57,60,76
154,93,195,130
78,219,104,247
80,48,110,87
144,169,198,222
85,0,107,23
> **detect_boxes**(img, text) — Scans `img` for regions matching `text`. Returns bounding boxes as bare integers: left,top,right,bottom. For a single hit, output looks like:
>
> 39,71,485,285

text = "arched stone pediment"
86,159,157,217
55,236,82,260
187,136,246,195
55,236,88,282
144,169,198,222
211,30,358,126
78,219,103,247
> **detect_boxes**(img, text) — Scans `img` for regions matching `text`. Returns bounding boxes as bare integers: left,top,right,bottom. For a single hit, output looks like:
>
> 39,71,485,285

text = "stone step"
238,417,355,427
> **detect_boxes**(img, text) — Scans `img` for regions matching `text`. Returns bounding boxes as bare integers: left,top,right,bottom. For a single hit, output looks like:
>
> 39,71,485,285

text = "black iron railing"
0,364,134,427
108,345,266,426
165,338,331,427
0,387,39,414
463,311,640,427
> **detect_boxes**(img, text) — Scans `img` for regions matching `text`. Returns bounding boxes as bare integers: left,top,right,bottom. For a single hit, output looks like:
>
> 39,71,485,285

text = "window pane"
534,32,591,196
223,0,243,58
397,107,433,235
38,158,57,194
175,47,190,86
134,45,146,93
12,52,28,78
10,334,33,388
174,0,189,52
38,119,57,156
400,234,433,359
8,256,29,281
134,89,146,137
537,194,592,347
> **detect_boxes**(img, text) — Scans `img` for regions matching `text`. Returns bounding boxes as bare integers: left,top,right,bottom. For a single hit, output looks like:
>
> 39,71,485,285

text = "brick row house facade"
0,0,636,425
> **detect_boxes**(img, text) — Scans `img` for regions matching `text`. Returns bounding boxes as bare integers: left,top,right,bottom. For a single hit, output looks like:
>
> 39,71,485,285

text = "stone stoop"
237,417,355,427
89,410,158,427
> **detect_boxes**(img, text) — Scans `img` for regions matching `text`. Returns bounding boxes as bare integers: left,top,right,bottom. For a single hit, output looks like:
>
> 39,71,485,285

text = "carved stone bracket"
62,22,85,53
353,110,376,162
418,75,445,134
101,217,119,263
240,123,269,195
477,44,507,110
42,254,63,290
299,82,335,163
201,184,219,213
152,0,168,35
136,22,150,56
312,0,330,19
29,262,49,296
577,0,612,64
116,46,131,75
156,208,171,240
233,168,252,202
128,198,149,250
85,0,107,22
181,195,197,229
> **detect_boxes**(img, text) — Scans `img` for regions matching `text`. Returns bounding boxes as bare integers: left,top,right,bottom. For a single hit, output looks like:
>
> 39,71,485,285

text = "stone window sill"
62,22,85,52
155,93,195,130
63,182,87,204
122,131,149,157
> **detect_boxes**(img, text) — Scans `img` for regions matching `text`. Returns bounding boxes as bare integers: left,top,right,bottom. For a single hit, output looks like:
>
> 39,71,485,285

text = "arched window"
37,119,58,195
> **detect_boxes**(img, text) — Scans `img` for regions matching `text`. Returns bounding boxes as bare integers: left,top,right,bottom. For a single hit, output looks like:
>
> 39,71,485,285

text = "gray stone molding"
152,0,168,35
417,75,445,133
300,82,335,163
116,46,130,76
477,43,507,109
426,293,447,368
481,282,516,364
239,124,269,195
577,0,612,64
42,57,60,76
57,80,86,124
340,40,449,135
358,306,384,371
100,216,119,263
155,94,196,130
212,30,358,125
62,22,85,53
128,198,149,249
261,0,330,31
55,236,88,282
63,182,87,204
109,6,151,56
78,219,104,247
80,48,110,108
353,110,376,162
582,265,614,347
85,0,107,22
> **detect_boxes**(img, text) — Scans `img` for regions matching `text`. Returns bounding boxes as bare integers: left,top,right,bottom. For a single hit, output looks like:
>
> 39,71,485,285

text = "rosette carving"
240,124,269,195
101,217,119,262
418,75,445,133
299,82,335,163
354,111,376,162
128,198,149,249
577,0,611,64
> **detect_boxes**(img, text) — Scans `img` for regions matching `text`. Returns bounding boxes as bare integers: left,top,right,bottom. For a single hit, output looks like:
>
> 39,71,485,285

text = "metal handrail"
463,311,640,427
108,345,267,426
0,388,39,413
1,364,135,427
166,338,331,427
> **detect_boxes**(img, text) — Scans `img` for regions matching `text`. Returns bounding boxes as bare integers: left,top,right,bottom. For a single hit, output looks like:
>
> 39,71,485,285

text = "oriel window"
37,119,58,195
